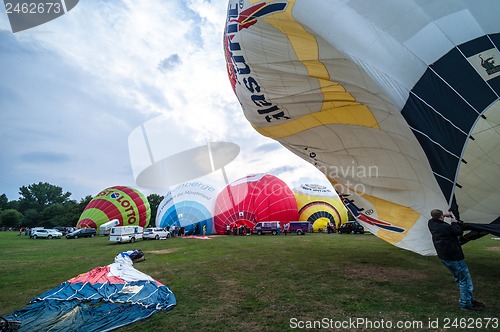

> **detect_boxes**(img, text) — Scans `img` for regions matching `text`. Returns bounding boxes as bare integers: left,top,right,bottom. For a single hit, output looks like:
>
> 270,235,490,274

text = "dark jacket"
428,218,464,261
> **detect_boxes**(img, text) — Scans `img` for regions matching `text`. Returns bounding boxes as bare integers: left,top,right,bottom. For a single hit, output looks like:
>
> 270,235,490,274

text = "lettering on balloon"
224,1,289,123
99,189,138,225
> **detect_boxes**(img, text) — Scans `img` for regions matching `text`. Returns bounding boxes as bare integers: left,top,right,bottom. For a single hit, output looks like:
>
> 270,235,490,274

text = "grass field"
0,231,499,331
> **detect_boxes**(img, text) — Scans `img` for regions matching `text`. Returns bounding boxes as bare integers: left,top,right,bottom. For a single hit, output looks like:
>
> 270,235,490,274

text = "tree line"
0,182,163,230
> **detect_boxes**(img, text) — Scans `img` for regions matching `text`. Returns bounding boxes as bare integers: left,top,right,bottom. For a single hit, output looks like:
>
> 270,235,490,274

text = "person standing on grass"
428,209,485,311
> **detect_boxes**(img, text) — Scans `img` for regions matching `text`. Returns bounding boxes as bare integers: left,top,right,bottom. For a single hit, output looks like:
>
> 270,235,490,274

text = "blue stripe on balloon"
159,201,213,234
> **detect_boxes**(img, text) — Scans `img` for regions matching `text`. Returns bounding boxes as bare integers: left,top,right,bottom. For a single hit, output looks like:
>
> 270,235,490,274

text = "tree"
67,199,90,226
0,194,8,211
147,194,164,227
0,194,19,211
18,182,72,213
40,203,69,227
0,209,23,229
21,208,40,228
79,195,93,209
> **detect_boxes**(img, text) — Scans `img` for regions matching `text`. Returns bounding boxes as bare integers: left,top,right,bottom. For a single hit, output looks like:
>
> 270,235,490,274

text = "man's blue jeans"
441,259,474,309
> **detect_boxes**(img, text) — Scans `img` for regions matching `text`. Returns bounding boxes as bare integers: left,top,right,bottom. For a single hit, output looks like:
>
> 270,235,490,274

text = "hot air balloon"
213,173,299,234
156,181,218,235
224,1,500,255
77,186,150,229
293,184,348,232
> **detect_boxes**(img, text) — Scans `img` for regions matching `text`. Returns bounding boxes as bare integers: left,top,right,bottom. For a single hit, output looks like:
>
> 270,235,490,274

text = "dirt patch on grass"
486,246,500,252
343,265,428,281
144,248,179,254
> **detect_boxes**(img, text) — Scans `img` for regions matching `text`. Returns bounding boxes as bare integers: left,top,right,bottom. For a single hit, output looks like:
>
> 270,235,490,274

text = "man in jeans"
428,209,484,311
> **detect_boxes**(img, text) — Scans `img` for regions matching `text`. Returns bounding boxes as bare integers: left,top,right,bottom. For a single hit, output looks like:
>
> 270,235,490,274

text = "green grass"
1,232,499,331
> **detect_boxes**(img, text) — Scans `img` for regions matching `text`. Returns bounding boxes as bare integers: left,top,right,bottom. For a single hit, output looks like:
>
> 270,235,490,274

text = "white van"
109,226,144,243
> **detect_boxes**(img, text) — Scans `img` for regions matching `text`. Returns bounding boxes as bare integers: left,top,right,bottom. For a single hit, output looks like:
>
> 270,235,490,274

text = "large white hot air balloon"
223,0,500,255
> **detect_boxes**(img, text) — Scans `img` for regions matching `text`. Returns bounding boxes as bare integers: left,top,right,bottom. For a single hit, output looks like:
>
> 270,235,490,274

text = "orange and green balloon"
77,186,150,229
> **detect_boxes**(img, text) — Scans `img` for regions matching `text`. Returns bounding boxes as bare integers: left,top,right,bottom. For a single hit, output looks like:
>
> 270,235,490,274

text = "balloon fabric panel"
214,174,298,234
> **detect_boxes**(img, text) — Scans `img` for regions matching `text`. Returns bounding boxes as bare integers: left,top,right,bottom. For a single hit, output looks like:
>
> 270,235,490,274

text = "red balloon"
214,174,299,234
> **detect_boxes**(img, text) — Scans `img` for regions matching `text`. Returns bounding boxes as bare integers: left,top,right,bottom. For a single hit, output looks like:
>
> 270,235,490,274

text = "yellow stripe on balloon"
363,195,420,244
250,0,379,139
328,178,419,245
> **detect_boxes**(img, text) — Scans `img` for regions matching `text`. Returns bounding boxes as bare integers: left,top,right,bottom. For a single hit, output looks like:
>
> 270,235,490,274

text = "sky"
0,0,331,201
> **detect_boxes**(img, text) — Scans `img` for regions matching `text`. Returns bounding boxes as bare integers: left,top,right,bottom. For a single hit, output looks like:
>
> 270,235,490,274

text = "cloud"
0,25,148,200
266,165,300,177
0,0,331,202
19,152,73,164
252,142,283,154
158,54,181,72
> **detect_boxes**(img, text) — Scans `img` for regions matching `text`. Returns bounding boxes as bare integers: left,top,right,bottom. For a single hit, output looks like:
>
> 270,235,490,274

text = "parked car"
29,227,45,237
31,229,63,239
338,221,365,234
66,228,97,239
252,221,281,235
143,227,171,240
53,226,71,235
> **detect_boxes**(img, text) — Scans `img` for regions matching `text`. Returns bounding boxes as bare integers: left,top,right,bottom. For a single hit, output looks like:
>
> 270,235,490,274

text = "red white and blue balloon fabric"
4,251,176,331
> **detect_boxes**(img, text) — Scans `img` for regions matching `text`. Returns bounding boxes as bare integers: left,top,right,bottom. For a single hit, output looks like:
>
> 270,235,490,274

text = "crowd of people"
226,224,251,236
164,225,185,237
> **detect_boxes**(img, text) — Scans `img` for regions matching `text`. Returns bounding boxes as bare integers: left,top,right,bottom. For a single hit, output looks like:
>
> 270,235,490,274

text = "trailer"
99,219,121,235
285,221,311,235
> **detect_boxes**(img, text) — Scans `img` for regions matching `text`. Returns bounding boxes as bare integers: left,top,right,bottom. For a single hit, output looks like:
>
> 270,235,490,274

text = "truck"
109,226,144,243
99,219,120,235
